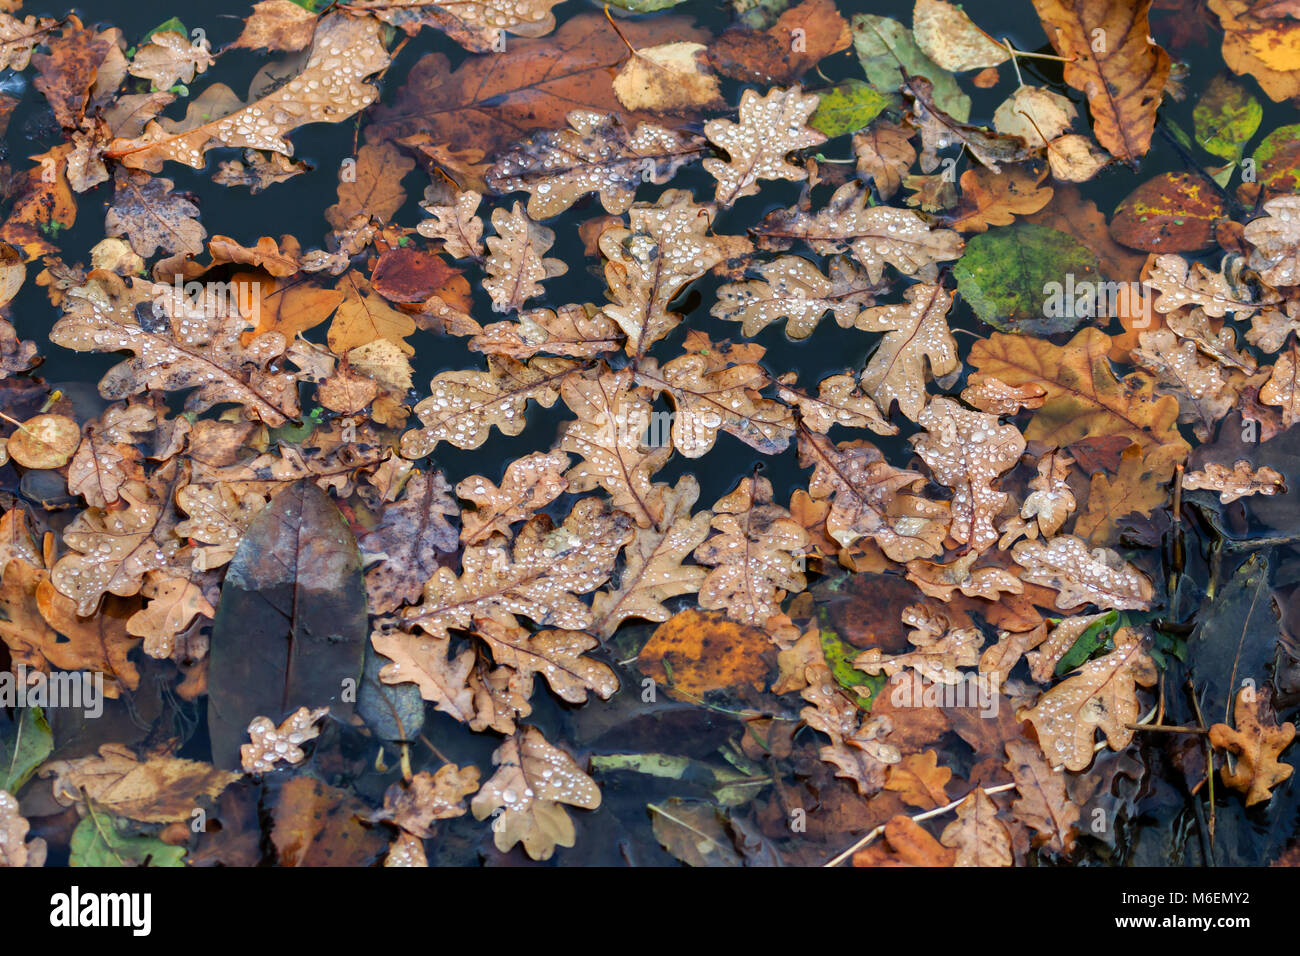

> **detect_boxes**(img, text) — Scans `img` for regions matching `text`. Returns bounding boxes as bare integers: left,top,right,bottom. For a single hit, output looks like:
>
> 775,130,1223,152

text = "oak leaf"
755,182,964,283
703,86,826,207
712,255,880,340
43,743,238,823
52,271,301,427
775,372,895,436
856,604,983,685
1005,737,1079,854
376,764,480,838
416,190,484,260
589,477,711,637
457,450,570,545
1019,626,1158,770
470,726,600,861
856,283,960,420
1209,687,1296,806
128,30,214,91
940,788,1013,866
105,170,206,258
1031,0,1170,161
483,202,567,313
913,397,1025,553
1184,459,1286,503
1012,535,1153,611
693,476,809,627
108,15,390,171
360,471,460,614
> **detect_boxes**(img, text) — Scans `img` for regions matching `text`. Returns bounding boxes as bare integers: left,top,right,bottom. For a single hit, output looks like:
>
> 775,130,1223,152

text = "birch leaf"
913,0,1010,71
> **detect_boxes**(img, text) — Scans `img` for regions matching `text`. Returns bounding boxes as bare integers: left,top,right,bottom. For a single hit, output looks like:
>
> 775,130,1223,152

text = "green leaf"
810,80,891,138
851,14,970,123
1055,611,1119,676
1193,75,1262,163
953,223,1102,335
145,16,187,40
821,628,880,709
0,706,53,794
1253,123,1300,194
71,808,186,867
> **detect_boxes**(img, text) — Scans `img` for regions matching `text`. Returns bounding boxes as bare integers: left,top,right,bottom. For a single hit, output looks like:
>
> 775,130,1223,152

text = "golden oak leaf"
325,141,414,232
242,706,328,773
1074,443,1170,545
913,397,1025,554
856,604,983,685
703,86,825,207
400,355,576,455
559,367,670,528
376,764,480,838
1018,448,1077,539
1012,534,1154,611
125,571,215,659
1020,626,1157,770
712,255,880,340
43,743,238,823
801,656,900,793
947,164,1054,234
51,271,301,427
853,815,955,867
470,726,600,861
473,616,617,704
51,479,182,616
1262,341,1300,426
906,552,1024,602
127,29,213,91
1005,737,1080,855
634,353,794,458
108,15,388,171
400,497,630,640
1210,687,1297,806
856,283,960,420
599,189,726,356
1032,0,1170,161
799,431,950,561
483,202,567,313
940,789,1013,866
470,305,623,360
589,477,711,638
755,182,964,283
0,13,59,71
884,749,952,809
968,327,1190,478
775,372,895,436
457,450,570,545
371,627,477,724
693,476,809,627
1184,459,1286,503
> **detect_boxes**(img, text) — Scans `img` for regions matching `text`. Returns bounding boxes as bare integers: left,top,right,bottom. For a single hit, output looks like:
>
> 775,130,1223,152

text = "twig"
824,783,1016,867
1186,679,1216,861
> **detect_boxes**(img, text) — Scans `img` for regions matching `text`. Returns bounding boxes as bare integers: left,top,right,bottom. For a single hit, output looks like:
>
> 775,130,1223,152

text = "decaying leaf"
1209,687,1296,806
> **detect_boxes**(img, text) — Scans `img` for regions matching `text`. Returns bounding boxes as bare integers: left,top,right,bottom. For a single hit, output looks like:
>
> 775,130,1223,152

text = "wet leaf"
206,480,368,769
913,0,1010,72
851,13,970,120
1011,535,1154,610
1210,686,1296,806
703,86,826,208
